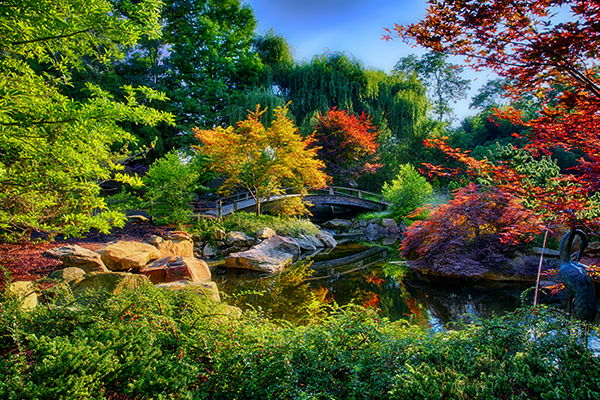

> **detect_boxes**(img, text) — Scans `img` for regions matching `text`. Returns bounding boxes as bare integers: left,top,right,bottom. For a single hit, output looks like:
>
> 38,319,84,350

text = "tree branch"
9,28,93,46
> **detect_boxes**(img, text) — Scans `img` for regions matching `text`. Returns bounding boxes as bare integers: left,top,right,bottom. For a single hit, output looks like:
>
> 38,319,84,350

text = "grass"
223,211,320,237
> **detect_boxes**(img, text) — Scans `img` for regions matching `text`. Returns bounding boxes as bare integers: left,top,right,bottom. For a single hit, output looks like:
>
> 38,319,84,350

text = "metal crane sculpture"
558,229,597,322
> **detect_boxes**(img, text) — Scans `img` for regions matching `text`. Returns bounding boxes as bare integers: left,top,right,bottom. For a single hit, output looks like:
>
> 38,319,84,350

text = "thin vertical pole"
533,229,549,306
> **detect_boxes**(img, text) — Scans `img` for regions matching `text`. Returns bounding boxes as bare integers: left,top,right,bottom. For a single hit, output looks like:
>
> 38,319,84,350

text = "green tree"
142,151,210,225
394,52,470,123
382,164,433,219
162,0,263,131
0,0,172,240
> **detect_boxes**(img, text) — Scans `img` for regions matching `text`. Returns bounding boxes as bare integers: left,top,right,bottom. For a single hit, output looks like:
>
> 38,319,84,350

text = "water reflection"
214,244,555,329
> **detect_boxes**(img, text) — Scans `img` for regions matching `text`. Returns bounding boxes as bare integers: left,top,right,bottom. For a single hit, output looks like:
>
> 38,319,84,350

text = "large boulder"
156,280,220,302
6,281,38,311
99,241,161,271
141,257,211,284
49,267,86,283
147,232,194,258
316,230,337,248
226,252,293,273
225,235,300,273
45,245,108,273
71,272,150,295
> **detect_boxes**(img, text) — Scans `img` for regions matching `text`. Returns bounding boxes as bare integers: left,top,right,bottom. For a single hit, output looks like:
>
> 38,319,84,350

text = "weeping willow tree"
364,71,442,185
277,53,369,125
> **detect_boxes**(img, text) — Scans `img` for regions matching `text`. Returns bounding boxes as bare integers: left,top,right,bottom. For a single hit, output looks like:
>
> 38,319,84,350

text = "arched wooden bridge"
194,186,390,217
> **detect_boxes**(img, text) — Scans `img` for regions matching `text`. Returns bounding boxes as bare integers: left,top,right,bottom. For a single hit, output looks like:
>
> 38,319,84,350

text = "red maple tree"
310,108,381,185
388,0,600,230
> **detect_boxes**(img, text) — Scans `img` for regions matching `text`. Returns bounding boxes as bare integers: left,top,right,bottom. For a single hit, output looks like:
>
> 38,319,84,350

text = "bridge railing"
192,186,389,217
307,186,389,204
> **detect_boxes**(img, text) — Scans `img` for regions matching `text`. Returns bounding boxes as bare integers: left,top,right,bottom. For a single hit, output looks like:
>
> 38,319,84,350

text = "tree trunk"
256,200,261,216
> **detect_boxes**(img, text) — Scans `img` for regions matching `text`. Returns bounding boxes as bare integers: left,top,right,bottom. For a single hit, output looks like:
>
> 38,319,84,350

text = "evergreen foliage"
1,284,598,399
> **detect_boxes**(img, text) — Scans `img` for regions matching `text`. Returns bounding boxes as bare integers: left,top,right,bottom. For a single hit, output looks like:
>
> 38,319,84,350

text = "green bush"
142,151,208,226
223,211,319,237
1,284,599,399
382,164,433,219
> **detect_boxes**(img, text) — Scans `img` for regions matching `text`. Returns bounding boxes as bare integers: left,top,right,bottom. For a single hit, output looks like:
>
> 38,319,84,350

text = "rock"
586,241,600,253
304,234,325,248
6,281,38,311
45,245,108,273
147,233,194,258
323,218,352,229
72,272,150,295
156,280,220,302
225,235,301,273
226,231,254,247
49,267,86,283
202,243,218,258
316,230,337,248
293,235,317,252
381,237,398,246
226,251,293,273
141,257,211,284
365,222,382,240
261,235,301,258
256,227,276,240
99,241,161,271
381,218,397,227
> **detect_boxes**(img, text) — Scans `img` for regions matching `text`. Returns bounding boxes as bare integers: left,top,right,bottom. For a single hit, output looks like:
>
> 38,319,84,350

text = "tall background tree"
394,52,470,123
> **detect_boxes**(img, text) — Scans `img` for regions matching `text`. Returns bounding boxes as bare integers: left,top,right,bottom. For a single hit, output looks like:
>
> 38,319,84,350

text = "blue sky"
245,0,491,122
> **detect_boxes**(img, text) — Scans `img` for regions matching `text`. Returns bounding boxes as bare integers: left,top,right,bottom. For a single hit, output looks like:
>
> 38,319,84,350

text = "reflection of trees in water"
216,263,331,324
403,279,529,325
216,248,532,328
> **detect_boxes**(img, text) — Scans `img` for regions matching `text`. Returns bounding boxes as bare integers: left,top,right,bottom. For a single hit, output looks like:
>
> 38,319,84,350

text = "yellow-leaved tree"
193,105,329,215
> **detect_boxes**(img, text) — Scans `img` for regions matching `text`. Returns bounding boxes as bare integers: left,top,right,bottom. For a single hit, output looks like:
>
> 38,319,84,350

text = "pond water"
213,243,546,331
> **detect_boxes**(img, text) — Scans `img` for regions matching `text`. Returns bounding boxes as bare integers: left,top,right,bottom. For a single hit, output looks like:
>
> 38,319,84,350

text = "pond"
213,243,548,331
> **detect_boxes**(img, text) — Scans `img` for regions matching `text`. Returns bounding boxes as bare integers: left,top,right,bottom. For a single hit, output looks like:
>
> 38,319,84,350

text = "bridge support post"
217,200,222,218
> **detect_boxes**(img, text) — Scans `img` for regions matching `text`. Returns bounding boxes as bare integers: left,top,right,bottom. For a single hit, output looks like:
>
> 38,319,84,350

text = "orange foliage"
311,108,381,183
193,105,329,214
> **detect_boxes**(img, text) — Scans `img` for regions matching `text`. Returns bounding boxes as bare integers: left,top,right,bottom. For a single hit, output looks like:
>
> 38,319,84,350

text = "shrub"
142,151,208,226
1,284,598,399
223,212,319,237
382,164,433,219
401,184,543,277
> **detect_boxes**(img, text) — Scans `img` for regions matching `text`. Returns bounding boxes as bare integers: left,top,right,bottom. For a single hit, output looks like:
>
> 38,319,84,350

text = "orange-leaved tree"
310,108,381,185
389,0,600,231
193,105,328,215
